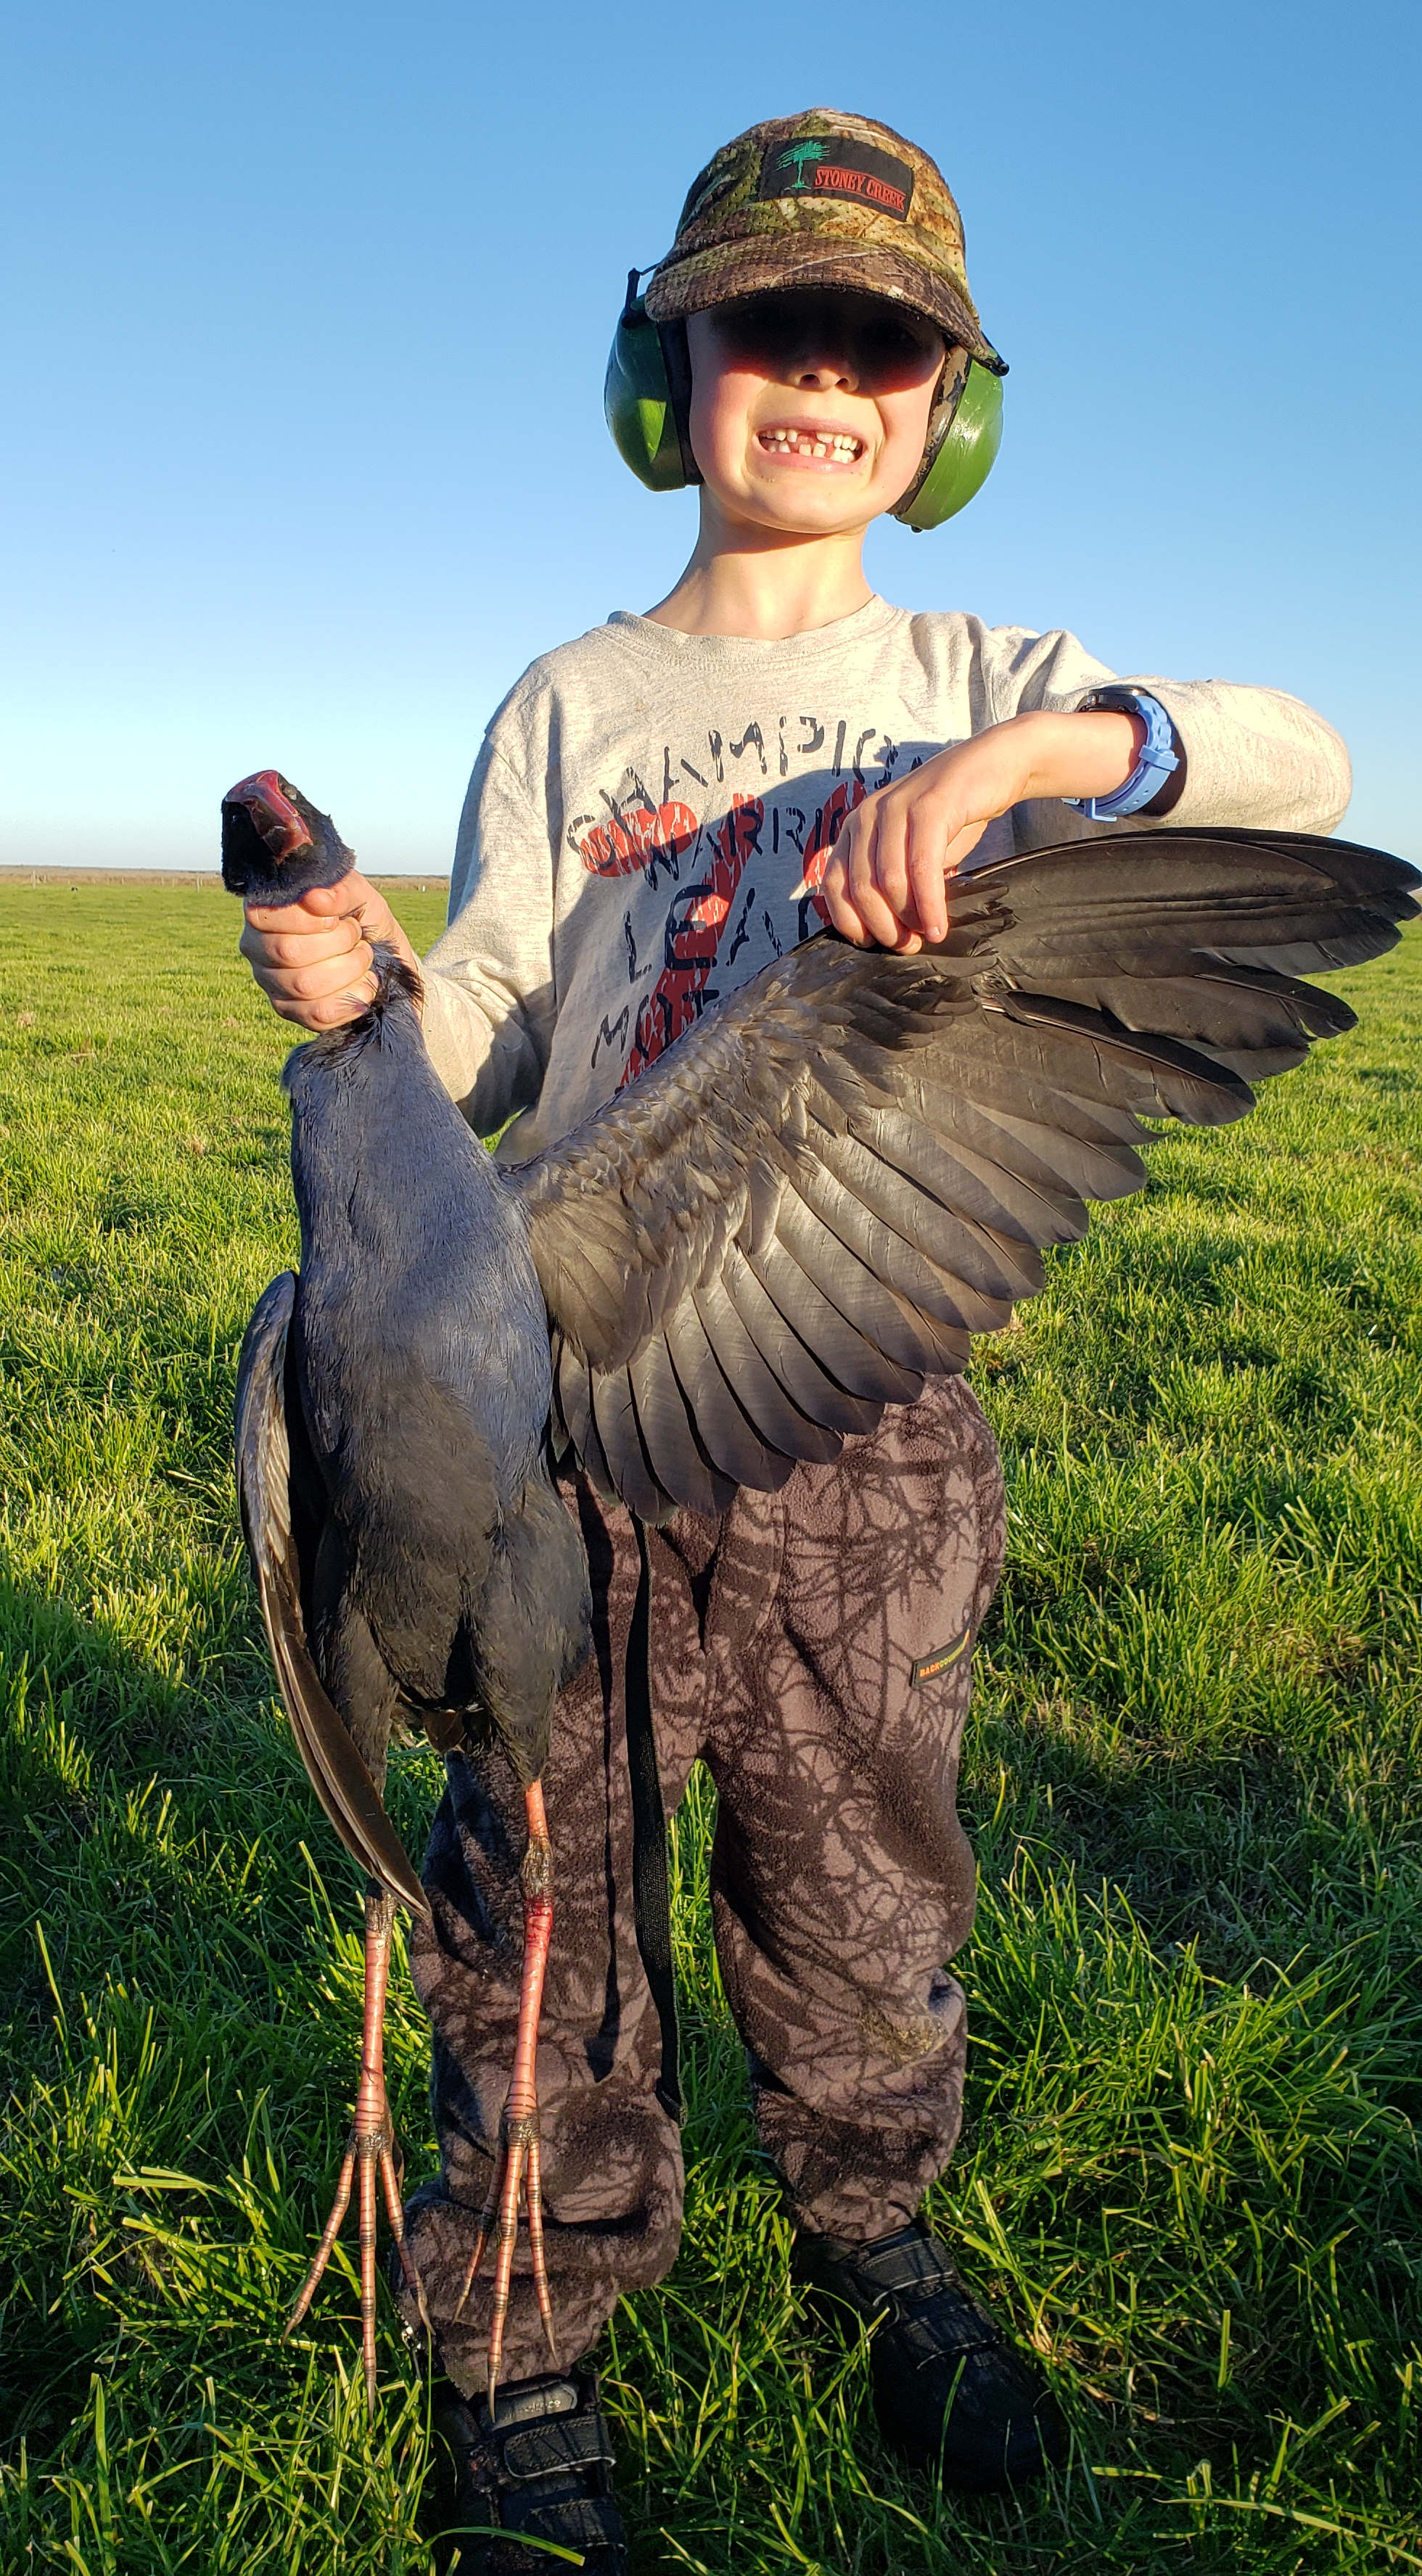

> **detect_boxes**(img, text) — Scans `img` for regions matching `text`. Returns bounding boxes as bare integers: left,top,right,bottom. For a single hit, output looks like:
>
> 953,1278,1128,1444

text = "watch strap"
1065,688,1180,820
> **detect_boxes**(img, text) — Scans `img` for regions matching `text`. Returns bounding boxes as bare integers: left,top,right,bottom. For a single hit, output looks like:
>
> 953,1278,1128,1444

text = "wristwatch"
1065,688,1180,821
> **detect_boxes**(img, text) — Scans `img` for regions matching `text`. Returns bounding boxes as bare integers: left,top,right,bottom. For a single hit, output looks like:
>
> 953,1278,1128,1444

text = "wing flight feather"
234,1272,430,1918
507,829,1418,1520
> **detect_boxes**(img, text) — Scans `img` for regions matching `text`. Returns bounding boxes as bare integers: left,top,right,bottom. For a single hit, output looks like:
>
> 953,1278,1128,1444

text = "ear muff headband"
603,288,1003,528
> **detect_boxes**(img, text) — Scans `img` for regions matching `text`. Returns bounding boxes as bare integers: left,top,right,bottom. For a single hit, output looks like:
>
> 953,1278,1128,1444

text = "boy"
242,112,1349,2569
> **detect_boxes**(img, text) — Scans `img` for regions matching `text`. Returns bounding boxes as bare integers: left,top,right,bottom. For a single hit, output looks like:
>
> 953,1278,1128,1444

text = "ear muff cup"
603,289,1003,526
604,297,699,490
890,357,1003,532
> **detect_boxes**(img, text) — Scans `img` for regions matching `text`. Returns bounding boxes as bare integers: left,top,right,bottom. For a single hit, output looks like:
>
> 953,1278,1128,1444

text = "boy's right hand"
239,872,421,1029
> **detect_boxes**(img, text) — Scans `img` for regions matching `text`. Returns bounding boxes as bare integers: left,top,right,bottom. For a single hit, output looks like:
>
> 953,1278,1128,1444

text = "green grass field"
1,881,1420,2574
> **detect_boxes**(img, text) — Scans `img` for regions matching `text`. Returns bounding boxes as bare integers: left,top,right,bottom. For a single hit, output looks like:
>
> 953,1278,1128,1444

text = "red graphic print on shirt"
620,794,763,1086
576,800,699,878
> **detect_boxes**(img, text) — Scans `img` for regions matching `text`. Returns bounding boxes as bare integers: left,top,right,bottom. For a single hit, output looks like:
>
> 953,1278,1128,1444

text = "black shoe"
427,2371,630,2575
795,2219,1067,2492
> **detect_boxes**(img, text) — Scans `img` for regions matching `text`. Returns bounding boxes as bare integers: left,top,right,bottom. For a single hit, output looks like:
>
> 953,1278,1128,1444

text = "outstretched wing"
234,1271,431,1918
507,828,1418,1522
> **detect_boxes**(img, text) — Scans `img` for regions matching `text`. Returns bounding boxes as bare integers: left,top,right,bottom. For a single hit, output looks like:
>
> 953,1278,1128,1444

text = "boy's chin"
733,476,884,539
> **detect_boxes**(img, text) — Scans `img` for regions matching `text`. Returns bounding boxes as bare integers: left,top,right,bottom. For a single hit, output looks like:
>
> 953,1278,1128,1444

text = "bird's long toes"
454,2160,502,2321
525,2132,557,2363
380,2144,431,2337
286,2144,356,2336
485,2123,535,2411
359,2141,379,2419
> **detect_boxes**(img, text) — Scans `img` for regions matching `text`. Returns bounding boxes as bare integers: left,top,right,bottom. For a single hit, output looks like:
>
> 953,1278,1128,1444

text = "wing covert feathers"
234,1272,430,1919
512,827,1418,1523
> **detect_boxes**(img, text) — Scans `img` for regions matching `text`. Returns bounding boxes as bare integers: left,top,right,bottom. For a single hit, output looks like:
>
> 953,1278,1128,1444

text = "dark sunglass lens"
719,301,785,362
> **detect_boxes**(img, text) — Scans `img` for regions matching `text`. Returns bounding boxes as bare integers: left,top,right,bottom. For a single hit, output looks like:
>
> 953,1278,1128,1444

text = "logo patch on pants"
911,1626,970,1687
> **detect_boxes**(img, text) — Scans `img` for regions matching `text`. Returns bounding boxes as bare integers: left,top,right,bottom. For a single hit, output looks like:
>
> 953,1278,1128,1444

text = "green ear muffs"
604,290,700,491
890,355,1003,532
603,282,1003,529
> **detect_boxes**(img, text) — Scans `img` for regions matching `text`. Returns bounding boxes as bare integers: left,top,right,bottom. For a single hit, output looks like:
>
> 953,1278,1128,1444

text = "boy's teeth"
760,429,863,460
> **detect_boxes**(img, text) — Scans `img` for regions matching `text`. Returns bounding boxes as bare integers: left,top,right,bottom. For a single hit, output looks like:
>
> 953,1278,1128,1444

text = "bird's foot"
453,1782,557,2411
455,2096,558,2400
285,1886,430,2417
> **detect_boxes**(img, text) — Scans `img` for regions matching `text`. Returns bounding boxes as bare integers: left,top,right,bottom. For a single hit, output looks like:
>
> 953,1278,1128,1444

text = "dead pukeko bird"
221,765,1417,2415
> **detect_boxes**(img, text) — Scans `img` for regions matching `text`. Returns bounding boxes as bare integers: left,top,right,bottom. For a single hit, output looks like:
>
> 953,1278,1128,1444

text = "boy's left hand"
818,707,1148,951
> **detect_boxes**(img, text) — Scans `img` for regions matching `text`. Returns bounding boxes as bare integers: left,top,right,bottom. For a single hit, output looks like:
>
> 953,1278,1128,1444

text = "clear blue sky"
4,0,1418,871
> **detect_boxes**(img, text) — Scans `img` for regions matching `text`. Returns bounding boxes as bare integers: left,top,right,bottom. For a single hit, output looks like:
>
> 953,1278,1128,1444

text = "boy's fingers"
845,811,908,950
820,879,921,952
816,847,870,945
865,797,913,926
905,805,954,945
242,870,377,930
812,840,852,938
822,831,913,950
236,861,408,1032
817,863,870,944
826,781,999,950
239,918,368,971
250,947,375,1008
942,817,990,878
824,896,870,945
242,892,340,931
246,942,374,993
306,982,379,1024
266,987,374,1031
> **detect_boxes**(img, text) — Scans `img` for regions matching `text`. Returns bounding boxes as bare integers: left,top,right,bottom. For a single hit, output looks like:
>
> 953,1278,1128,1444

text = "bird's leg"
286,1880,430,2418
455,1778,557,2408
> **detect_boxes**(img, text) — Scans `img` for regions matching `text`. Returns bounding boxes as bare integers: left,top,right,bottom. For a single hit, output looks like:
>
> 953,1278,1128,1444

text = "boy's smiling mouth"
756,419,867,468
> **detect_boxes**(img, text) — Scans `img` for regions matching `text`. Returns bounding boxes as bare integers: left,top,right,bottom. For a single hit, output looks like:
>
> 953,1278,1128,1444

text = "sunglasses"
704,290,947,390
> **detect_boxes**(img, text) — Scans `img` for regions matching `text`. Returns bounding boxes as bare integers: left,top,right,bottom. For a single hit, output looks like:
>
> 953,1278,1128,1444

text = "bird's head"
221,770,356,906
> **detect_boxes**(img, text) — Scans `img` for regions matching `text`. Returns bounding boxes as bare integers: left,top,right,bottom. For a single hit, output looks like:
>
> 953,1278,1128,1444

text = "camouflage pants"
399,1375,1005,2394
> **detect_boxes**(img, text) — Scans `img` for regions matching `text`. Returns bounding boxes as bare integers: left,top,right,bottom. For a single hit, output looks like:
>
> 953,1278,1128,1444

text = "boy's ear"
604,299,700,492
891,355,1003,532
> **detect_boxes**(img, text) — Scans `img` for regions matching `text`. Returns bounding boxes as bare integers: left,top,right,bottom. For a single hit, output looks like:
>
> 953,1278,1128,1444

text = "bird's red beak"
225,770,314,860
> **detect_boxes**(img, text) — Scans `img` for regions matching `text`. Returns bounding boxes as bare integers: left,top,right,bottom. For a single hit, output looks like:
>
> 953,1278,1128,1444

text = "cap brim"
644,237,1006,374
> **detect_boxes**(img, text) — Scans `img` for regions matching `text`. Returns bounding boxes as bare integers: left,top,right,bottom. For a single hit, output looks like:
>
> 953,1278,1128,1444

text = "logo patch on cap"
758,133,914,223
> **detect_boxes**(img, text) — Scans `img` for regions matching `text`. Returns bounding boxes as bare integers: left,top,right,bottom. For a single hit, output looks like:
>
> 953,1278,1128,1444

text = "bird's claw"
455,2099,558,2406
285,1890,429,2419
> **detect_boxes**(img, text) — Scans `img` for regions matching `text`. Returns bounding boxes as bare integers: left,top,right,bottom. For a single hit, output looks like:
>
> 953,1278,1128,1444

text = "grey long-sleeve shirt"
418,599,1351,1160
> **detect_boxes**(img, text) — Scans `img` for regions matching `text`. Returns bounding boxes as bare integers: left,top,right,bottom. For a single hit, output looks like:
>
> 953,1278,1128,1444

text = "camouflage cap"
642,110,1006,374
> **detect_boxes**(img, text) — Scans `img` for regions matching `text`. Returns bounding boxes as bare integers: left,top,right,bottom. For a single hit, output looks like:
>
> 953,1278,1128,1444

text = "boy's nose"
794,355,858,392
